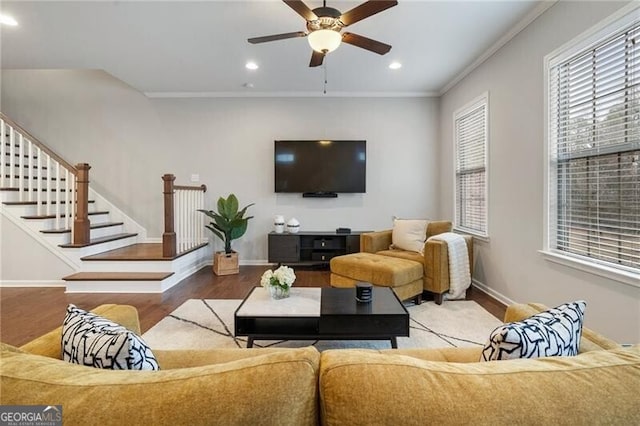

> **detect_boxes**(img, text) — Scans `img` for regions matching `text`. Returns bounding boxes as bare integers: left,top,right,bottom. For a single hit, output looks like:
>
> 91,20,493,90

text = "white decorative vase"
274,215,285,233
287,218,300,234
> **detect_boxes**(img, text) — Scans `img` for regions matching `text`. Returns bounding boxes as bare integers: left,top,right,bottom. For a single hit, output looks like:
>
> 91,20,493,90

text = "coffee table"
234,286,409,348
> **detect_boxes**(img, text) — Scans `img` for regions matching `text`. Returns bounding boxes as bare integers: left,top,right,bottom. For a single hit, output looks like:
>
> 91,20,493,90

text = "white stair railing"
162,174,207,257
175,184,207,253
1,113,77,235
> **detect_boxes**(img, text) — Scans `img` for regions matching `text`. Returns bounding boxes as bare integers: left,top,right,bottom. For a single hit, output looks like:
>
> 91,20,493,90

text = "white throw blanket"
426,232,471,300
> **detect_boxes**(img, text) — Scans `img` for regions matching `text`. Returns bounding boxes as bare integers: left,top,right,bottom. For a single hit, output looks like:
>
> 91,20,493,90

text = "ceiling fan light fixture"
0,14,18,26
308,29,341,53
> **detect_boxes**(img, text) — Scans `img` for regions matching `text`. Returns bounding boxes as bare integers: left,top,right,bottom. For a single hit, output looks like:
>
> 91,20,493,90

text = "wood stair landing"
81,242,208,261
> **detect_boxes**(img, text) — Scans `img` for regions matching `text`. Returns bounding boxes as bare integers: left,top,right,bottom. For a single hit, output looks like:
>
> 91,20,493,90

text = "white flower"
260,270,273,287
261,266,296,288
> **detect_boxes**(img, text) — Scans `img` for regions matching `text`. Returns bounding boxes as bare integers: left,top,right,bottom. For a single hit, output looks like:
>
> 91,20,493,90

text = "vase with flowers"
260,265,296,299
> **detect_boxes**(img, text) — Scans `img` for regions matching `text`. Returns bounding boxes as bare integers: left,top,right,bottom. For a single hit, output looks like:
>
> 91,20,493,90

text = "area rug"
142,299,502,351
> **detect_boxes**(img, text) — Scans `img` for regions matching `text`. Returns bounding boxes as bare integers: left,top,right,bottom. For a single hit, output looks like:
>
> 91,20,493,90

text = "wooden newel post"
162,174,177,257
73,163,91,245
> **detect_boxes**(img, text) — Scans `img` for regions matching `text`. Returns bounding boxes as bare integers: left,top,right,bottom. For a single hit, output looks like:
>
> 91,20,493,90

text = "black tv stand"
268,231,369,266
302,192,338,198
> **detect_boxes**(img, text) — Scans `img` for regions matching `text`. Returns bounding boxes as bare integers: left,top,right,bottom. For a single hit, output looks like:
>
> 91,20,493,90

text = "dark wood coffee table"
234,286,409,348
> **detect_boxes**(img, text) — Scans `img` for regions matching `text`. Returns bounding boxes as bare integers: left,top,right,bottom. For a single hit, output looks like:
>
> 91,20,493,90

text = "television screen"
274,140,366,194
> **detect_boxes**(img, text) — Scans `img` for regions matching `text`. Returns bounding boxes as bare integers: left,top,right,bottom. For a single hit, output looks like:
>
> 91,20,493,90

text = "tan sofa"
2,303,639,425
1,305,320,426
332,221,473,304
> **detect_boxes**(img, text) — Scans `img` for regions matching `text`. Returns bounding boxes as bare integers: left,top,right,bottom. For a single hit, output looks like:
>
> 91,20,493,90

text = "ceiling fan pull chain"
323,63,328,94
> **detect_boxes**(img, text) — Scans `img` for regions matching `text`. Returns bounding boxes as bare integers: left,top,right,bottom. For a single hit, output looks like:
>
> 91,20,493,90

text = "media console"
268,231,369,266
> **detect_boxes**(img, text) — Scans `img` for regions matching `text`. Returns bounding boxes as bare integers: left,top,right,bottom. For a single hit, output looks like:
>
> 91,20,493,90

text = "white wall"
0,215,74,282
2,70,439,264
438,1,639,343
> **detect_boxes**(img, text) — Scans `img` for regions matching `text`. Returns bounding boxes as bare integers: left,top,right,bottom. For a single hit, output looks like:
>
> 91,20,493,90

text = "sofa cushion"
319,346,640,425
1,342,26,354
1,345,320,426
391,219,428,253
480,301,586,361
62,304,160,370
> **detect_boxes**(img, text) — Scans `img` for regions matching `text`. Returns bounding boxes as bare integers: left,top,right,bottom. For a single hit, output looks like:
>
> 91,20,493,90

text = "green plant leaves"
200,194,253,254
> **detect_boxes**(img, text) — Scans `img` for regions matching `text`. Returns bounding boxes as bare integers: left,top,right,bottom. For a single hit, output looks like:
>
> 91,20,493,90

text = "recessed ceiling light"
0,14,18,26
389,62,402,70
245,62,259,70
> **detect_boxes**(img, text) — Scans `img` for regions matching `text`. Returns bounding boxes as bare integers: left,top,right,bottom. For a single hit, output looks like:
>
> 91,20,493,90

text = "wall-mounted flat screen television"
274,140,366,196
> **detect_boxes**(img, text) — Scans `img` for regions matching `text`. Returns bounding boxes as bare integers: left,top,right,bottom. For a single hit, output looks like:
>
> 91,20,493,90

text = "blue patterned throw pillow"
481,301,586,361
62,304,160,370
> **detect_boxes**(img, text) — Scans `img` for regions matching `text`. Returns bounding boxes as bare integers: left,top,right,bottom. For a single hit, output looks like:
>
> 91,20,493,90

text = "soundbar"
302,192,338,198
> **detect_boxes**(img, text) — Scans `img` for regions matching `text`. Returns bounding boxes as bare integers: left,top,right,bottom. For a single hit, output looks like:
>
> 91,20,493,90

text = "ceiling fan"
248,0,398,67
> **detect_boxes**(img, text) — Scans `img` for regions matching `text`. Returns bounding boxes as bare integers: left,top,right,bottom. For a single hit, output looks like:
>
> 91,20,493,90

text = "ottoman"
330,252,423,304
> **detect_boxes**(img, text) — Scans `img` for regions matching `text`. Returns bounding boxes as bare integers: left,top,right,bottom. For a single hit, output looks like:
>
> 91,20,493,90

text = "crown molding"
144,91,439,99
438,0,558,96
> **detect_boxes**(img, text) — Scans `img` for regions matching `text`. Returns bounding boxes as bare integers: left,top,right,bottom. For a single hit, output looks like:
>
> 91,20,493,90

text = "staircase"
0,113,210,292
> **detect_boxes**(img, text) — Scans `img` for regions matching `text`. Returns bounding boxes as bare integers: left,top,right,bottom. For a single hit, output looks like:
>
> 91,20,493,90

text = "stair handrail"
1,112,90,245
162,174,207,257
0,113,77,173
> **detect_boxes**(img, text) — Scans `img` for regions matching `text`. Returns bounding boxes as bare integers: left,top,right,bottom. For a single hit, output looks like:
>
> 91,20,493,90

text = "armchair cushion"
391,219,428,253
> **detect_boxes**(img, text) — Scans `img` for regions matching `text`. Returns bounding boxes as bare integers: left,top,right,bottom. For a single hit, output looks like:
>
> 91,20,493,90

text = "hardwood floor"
0,265,506,347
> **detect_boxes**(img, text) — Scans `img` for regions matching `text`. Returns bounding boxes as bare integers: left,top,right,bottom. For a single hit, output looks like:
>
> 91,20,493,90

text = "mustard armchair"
360,221,473,304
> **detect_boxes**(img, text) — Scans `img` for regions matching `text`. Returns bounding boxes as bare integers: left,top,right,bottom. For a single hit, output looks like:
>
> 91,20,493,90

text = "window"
454,93,489,238
545,8,639,281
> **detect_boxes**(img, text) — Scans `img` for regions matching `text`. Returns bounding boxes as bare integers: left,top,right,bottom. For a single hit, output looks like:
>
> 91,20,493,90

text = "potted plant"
199,194,254,275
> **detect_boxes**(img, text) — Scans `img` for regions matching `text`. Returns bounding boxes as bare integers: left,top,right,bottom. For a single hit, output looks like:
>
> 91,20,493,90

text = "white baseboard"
471,278,517,307
0,280,66,287
240,260,273,266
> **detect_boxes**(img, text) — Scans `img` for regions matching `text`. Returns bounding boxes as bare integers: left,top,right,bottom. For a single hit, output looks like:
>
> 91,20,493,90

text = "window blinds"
548,21,639,271
455,100,488,236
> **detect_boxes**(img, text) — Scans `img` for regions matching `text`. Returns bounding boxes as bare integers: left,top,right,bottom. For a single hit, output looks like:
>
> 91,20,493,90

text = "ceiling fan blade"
283,0,318,21
309,50,325,67
342,32,391,55
339,0,397,27
248,31,307,44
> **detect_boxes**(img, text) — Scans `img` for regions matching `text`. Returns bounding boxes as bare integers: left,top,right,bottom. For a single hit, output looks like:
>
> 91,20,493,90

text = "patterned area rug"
142,299,502,351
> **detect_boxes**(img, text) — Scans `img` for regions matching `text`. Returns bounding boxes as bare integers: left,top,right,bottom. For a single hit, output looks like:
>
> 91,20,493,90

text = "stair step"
3,200,95,206
41,221,124,234
21,210,108,220
58,232,137,248
62,272,174,281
